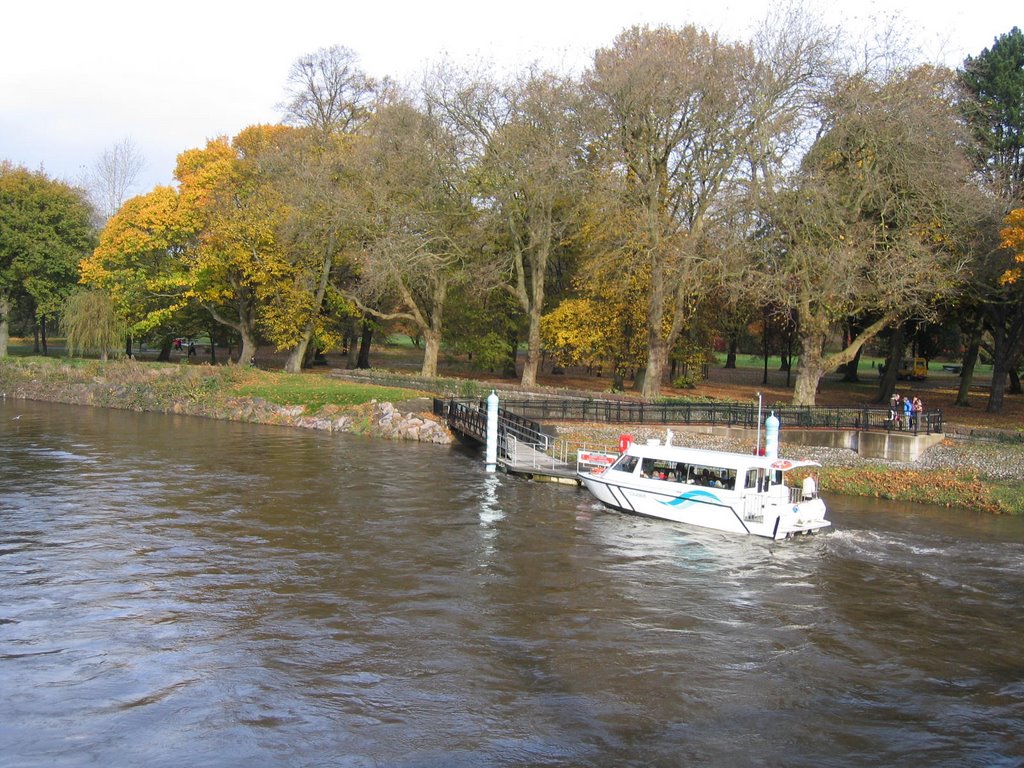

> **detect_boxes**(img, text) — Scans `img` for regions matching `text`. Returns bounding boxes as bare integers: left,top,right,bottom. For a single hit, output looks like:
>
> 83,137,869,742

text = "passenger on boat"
802,473,817,499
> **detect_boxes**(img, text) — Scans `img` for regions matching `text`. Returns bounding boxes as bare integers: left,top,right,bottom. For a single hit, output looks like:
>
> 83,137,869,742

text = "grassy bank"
819,466,1023,515
0,356,426,421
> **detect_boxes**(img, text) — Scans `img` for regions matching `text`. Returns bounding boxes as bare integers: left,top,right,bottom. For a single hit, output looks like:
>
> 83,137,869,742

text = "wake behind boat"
578,434,830,540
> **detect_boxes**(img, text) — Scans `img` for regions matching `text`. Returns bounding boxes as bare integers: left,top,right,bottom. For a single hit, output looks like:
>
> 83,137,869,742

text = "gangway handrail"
483,397,943,435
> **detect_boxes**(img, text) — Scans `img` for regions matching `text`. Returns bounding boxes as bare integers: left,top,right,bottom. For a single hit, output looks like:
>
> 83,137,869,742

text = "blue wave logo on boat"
661,488,720,508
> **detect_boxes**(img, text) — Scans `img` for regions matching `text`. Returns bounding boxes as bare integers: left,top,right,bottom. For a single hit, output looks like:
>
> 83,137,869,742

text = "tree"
62,288,126,361
85,138,146,223
976,208,1024,412
281,45,377,140
431,66,588,386
174,129,293,366
958,29,1024,411
274,48,382,372
960,28,1024,202
0,163,95,356
258,130,368,373
585,16,834,398
756,66,985,405
82,185,193,347
347,99,479,378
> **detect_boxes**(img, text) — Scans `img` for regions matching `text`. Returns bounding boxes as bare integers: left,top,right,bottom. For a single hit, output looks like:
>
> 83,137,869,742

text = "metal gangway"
440,398,608,480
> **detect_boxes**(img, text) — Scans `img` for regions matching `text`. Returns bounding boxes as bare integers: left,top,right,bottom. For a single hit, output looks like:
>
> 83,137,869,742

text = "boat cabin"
606,442,806,500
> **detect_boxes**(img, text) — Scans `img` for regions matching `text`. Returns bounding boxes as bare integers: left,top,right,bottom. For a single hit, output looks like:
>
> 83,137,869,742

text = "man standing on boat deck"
802,472,817,500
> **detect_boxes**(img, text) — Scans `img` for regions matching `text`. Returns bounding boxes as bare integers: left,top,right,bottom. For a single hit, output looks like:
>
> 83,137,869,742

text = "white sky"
1,0,1017,196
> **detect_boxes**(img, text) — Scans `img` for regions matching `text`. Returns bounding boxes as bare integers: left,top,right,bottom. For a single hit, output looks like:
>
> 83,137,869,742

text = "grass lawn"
232,369,425,411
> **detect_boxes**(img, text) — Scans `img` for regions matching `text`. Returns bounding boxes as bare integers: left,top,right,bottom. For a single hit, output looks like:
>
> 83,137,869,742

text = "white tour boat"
577,435,830,540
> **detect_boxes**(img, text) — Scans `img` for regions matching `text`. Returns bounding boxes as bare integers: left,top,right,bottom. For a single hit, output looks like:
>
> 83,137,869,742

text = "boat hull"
579,473,830,540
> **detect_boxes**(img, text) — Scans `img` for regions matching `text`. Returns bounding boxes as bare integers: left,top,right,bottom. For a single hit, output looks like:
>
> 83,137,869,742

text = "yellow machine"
896,357,928,380
879,357,928,380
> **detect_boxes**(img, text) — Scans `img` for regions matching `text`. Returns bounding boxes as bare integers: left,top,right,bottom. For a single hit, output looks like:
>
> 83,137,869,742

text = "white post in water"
485,390,499,473
765,411,780,460
755,392,763,456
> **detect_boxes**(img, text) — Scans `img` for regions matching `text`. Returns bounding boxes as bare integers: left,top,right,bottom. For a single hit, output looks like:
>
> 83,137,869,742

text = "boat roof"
625,440,820,471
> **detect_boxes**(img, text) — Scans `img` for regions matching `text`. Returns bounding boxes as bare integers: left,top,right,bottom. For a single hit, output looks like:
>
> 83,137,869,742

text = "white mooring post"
485,390,499,473
765,411,780,460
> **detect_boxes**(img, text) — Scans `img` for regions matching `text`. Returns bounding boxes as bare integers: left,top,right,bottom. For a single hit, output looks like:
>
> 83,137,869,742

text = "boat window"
744,469,759,490
690,465,737,490
613,455,640,473
641,458,673,479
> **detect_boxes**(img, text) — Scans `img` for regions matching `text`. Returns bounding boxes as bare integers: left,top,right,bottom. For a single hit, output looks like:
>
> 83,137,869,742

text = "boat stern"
771,498,831,539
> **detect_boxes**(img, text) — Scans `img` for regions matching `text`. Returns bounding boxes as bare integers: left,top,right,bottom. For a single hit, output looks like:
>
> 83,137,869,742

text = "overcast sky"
1,0,1017,197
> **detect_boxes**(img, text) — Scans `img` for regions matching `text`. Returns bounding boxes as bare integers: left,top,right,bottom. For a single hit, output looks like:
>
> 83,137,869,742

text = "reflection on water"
1,399,1022,767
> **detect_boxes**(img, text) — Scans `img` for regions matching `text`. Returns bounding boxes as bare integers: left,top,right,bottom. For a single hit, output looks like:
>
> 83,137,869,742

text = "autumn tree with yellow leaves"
1000,208,1024,284
81,184,193,350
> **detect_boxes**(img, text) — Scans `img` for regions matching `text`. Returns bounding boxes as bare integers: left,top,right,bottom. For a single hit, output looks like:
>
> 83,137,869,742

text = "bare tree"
87,138,145,222
753,65,987,405
280,45,378,139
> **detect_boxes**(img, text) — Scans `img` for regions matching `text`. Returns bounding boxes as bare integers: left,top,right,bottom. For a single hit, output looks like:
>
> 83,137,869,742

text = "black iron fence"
439,397,943,436
441,399,549,448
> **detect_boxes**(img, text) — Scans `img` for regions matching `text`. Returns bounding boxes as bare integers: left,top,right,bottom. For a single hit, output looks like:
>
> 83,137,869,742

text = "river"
1,399,1021,768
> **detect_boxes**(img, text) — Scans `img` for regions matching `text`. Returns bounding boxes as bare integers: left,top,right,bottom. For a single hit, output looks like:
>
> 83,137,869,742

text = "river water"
1,399,1021,768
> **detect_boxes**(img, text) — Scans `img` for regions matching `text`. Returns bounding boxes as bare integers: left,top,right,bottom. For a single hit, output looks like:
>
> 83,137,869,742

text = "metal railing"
442,398,551,453
486,398,943,435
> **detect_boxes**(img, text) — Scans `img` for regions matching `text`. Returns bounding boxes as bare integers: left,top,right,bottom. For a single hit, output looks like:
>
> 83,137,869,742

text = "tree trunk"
40,318,48,356
640,338,669,399
793,316,888,406
985,310,1024,413
876,324,906,404
792,330,826,405
239,331,257,368
284,248,333,374
792,363,825,405
987,355,1011,413
724,334,738,369
420,328,441,378
157,337,172,362
954,323,982,407
520,308,542,386
417,280,446,379
357,321,373,369
284,326,314,374
841,344,863,382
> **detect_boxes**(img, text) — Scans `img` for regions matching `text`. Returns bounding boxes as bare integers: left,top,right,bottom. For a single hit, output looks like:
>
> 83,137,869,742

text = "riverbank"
0,357,452,444
1,356,1022,514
